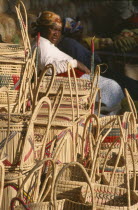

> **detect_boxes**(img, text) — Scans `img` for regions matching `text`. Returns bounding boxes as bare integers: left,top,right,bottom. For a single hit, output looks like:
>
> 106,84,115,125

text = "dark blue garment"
57,37,101,69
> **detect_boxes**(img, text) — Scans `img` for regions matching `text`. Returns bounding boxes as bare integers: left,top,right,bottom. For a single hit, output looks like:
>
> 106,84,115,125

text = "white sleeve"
47,58,77,74
38,37,77,74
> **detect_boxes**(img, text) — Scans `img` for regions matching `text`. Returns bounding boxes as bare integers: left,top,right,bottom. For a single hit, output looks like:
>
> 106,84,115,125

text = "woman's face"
46,25,62,45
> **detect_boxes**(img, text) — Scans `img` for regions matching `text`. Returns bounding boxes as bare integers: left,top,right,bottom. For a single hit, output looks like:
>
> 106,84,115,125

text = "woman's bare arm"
77,60,91,74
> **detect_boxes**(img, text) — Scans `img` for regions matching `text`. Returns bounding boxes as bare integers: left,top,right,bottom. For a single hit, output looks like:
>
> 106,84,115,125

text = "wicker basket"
48,87,100,117
13,198,93,210
40,75,92,95
53,162,94,209
34,124,74,163
100,150,138,188
92,115,120,150
13,198,65,210
0,48,37,113
92,111,137,151
78,113,117,182
0,62,25,110
2,172,32,210
0,43,24,54
33,74,87,162
47,129,75,163
34,115,86,163
101,172,138,190
39,64,100,97
34,91,74,162
81,183,138,210
98,116,138,202
100,141,138,190
0,95,53,172
0,112,31,209
80,113,137,185
0,43,25,64
3,158,54,210
0,1,36,113
0,87,32,169
36,120,87,163
35,63,81,126
35,63,99,127
10,158,56,207
0,118,29,169
0,0,31,110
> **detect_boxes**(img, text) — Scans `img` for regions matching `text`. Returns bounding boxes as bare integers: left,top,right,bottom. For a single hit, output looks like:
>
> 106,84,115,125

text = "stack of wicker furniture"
1,1,138,210
0,1,38,209
32,62,100,163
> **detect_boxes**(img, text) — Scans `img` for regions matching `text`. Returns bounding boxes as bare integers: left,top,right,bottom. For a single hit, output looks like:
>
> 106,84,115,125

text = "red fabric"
57,68,85,78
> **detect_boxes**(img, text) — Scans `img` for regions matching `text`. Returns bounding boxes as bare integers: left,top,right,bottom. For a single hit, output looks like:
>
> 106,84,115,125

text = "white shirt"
32,36,77,75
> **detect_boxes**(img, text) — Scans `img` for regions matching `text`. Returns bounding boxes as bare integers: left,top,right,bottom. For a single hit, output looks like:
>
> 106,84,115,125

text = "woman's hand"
85,67,91,74
77,60,91,74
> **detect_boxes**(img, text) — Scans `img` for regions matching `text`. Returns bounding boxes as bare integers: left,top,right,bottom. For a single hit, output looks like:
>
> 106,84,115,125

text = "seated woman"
31,11,124,115
31,11,90,77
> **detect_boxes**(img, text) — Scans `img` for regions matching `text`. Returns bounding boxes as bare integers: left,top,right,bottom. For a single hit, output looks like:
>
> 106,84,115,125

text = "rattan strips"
0,43,24,51
15,1,31,61
0,42,26,64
